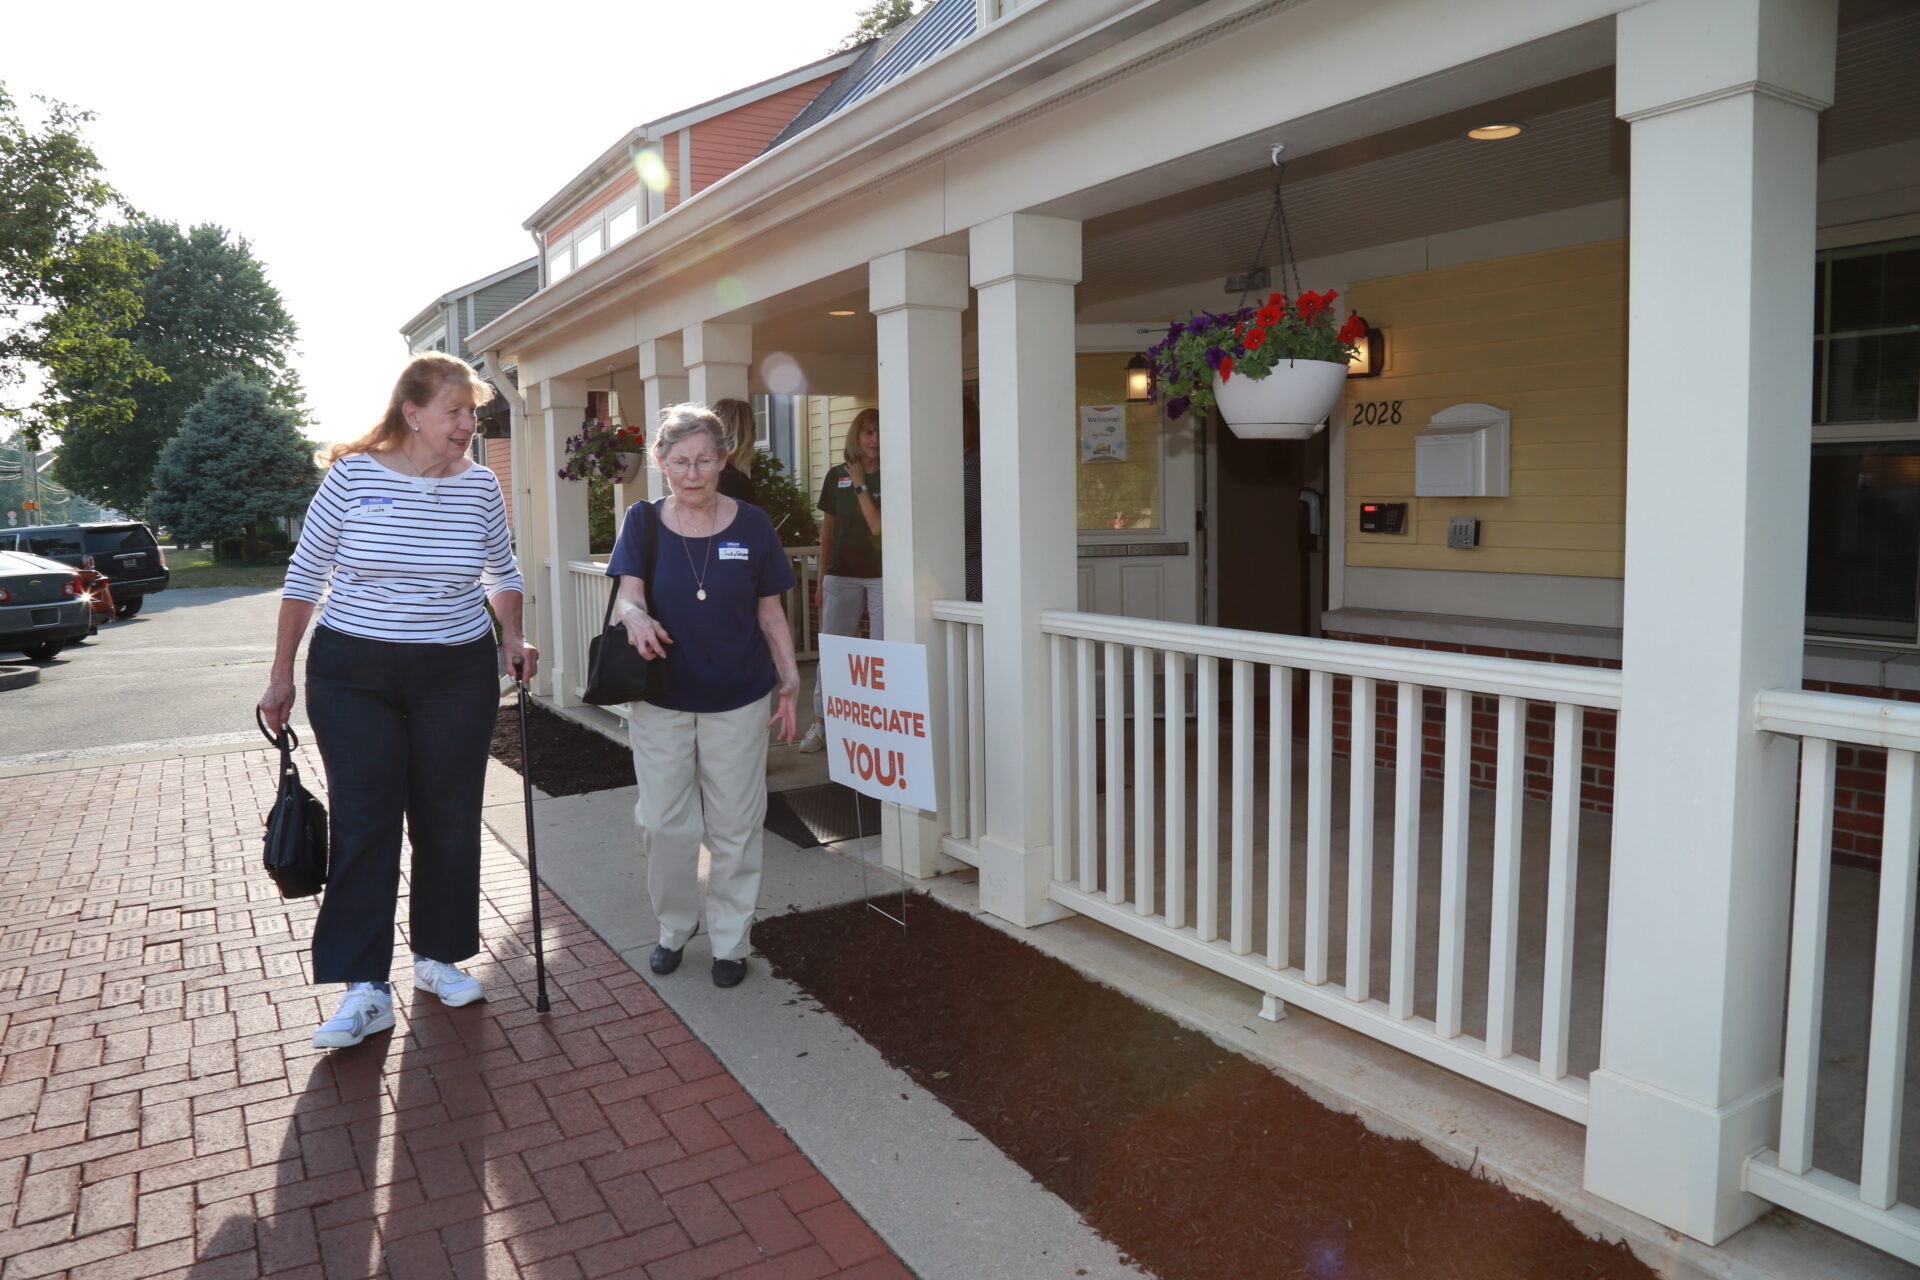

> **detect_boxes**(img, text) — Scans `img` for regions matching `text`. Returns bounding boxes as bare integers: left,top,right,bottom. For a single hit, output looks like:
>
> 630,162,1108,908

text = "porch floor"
1032,719,1919,1256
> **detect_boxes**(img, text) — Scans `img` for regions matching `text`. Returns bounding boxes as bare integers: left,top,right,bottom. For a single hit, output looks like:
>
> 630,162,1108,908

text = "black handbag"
256,708,328,899
583,499,664,706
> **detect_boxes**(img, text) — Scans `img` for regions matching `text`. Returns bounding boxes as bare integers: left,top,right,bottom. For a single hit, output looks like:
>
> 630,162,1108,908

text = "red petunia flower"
1255,304,1283,328
1244,327,1267,350
1338,316,1367,345
1219,355,1235,381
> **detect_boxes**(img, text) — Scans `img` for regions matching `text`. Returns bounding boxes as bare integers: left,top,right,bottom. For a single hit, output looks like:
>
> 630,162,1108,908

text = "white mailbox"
1414,402,1510,497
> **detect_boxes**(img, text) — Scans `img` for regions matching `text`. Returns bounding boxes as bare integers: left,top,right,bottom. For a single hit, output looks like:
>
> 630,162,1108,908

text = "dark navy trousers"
305,625,498,984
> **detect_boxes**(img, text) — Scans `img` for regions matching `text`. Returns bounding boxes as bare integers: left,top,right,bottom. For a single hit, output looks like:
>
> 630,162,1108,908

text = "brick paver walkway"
0,747,910,1280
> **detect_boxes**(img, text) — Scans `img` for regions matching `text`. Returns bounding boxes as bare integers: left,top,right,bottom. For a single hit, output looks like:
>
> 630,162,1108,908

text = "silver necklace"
677,501,716,601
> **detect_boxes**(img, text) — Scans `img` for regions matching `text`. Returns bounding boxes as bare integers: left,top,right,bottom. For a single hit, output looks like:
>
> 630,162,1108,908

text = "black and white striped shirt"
284,454,524,644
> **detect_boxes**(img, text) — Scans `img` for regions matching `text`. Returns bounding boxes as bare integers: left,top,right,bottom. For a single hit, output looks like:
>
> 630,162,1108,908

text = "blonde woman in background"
798,408,881,753
711,398,757,507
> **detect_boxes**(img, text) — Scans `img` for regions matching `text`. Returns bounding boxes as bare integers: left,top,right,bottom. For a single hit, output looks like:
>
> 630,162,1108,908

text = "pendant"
697,588,707,601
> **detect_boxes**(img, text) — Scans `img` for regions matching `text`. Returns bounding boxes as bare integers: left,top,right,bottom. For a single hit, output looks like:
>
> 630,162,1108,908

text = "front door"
1073,337,1201,624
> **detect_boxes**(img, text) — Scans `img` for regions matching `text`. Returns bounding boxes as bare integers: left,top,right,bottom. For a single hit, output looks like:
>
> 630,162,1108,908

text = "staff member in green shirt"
798,408,882,752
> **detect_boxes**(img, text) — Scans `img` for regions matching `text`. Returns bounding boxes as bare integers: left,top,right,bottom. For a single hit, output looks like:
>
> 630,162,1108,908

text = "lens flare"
634,147,669,193
759,352,807,396
714,276,748,311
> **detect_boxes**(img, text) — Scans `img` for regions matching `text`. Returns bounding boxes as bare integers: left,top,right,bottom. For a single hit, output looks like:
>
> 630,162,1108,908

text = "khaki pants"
626,694,771,961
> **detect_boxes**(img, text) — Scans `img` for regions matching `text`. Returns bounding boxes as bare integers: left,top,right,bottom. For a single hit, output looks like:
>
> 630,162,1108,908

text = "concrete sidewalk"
0,746,911,1280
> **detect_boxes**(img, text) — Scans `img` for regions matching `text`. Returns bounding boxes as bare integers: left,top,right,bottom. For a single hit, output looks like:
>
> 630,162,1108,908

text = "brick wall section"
1322,632,1621,816
1325,632,1897,870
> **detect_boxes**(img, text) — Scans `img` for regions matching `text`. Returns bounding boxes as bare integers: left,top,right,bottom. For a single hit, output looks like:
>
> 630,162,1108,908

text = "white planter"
1211,359,1348,439
613,451,646,483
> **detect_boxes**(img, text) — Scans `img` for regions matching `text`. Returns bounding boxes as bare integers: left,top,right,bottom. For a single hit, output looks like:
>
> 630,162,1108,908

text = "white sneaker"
797,722,826,753
412,957,486,1007
313,984,395,1049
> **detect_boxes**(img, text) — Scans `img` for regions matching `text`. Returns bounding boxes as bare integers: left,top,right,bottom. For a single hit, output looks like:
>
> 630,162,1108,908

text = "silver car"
0,550,93,662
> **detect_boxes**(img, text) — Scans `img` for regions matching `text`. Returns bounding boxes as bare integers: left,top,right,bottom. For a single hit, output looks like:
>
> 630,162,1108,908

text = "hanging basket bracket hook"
1270,143,1285,166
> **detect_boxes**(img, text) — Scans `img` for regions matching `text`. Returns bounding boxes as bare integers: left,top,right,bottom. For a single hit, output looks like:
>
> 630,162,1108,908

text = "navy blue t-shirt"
605,499,797,713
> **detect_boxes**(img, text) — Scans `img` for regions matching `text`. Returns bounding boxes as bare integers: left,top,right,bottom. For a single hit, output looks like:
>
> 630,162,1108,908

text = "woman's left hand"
846,458,866,487
767,678,798,744
503,633,540,685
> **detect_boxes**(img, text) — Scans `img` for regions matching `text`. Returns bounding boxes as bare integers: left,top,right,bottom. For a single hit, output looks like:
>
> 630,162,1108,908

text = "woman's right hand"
259,675,295,735
621,609,673,660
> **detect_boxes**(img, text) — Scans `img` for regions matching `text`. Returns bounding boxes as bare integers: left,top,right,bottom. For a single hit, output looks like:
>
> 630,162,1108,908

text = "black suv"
0,522,170,617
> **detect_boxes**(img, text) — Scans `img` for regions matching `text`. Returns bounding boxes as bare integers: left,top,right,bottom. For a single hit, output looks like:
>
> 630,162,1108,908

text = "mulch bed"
489,692,635,796
755,896,1653,1280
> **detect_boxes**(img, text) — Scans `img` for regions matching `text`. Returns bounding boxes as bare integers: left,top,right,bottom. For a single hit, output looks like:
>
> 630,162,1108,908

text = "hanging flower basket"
556,420,647,483
1147,291,1368,442
1210,358,1349,439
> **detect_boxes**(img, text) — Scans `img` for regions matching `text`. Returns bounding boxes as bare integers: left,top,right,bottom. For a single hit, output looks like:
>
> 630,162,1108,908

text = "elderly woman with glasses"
607,403,800,988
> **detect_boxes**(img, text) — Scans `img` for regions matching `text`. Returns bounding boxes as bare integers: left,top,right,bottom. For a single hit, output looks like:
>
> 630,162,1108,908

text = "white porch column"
683,321,751,408
969,213,1080,926
638,337,689,503
870,249,970,879
1585,0,1835,1245
539,376,592,709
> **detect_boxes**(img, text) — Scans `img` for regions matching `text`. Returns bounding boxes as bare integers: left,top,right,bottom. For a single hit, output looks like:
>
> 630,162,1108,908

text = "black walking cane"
512,656,552,1014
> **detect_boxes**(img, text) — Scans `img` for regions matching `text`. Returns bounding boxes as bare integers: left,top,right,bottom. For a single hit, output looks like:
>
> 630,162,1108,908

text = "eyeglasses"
665,456,721,475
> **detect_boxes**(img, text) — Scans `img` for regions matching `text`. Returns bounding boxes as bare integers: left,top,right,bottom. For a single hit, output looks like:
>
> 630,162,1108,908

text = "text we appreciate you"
819,636,937,812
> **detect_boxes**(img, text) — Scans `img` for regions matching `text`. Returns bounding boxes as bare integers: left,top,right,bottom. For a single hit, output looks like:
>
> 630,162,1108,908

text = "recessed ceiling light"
1467,122,1524,141
828,309,856,316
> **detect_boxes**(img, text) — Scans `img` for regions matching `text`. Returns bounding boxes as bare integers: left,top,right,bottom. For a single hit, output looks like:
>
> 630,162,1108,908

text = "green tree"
0,83,160,451
55,220,301,515
147,376,318,552
836,0,923,50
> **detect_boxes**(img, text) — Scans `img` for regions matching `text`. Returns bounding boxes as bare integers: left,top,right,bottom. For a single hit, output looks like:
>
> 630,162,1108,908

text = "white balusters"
1104,643,1126,903
1049,633,1071,881
1305,670,1333,986
1347,676,1377,1001
1165,651,1186,931
1133,646,1156,917
967,624,986,841
1231,660,1255,955
1539,703,1583,1081
1436,688,1471,1039
948,620,970,842
1777,733,1833,1173
1267,665,1293,971
1484,696,1526,1059
1861,748,1920,1211
1389,682,1423,1020
1196,655,1220,943
1076,637,1097,893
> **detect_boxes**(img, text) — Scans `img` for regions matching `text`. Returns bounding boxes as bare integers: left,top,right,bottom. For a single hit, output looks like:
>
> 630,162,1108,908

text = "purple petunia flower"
1166,395,1191,420
1205,345,1224,370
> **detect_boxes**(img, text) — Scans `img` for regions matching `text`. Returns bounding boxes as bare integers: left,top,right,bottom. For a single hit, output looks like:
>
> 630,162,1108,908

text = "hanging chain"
1235,158,1302,316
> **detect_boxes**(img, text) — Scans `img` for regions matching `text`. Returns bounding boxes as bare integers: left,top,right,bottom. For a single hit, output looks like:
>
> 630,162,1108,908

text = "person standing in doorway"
712,398,758,507
798,408,882,752
260,351,535,1050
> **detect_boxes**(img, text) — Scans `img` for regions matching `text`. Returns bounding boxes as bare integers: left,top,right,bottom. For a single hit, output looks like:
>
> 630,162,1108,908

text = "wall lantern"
1125,353,1153,402
1346,325,1385,378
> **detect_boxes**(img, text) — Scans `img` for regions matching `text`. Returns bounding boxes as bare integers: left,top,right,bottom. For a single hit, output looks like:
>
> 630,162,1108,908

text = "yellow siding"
807,395,875,502
1344,240,1628,579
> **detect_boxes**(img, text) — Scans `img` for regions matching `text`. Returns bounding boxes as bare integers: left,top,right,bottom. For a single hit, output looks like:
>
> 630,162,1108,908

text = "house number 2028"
1351,400,1403,426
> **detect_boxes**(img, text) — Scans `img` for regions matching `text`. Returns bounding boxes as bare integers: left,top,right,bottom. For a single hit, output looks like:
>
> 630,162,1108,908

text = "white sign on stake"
819,634,937,813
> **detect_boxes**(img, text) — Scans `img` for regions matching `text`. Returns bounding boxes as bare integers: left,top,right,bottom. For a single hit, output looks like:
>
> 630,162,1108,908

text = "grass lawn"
161,547,287,589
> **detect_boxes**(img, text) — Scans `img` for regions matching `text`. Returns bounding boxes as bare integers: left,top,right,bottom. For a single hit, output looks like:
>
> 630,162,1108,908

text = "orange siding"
548,170,640,241
487,438,514,532
687,74,838,194
662,130,681,210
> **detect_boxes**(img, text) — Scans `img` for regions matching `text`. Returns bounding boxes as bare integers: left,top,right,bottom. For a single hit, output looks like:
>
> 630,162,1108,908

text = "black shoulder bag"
256,708,328,898
583,499,664,706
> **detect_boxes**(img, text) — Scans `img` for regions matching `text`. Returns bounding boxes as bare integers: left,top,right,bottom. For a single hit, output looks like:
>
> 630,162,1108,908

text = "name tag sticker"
837,476,853,487
353,497,394,517
718,543,749,561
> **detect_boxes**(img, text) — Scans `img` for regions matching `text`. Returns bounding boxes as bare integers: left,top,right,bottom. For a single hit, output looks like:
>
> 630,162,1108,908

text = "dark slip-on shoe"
650,945,684,975
711,958,747,988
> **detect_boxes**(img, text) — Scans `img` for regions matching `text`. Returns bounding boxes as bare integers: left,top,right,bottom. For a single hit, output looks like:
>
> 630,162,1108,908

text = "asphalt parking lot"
0,586,298,765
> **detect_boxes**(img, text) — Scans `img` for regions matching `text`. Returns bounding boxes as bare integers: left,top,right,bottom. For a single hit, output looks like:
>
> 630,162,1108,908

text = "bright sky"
2,0,860,442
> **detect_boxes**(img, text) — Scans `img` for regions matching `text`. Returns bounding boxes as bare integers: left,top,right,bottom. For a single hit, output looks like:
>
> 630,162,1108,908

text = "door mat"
764,783,883,848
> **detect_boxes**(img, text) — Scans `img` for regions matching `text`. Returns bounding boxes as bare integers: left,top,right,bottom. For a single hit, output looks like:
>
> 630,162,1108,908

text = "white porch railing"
932,600,985,864
563,546,823,711
1745,688,1920,1265
1038,609,1620,1123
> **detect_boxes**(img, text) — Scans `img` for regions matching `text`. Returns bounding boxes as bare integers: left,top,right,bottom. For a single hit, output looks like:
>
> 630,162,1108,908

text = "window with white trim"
575,226,604,268
1807,237,1920,643
547,242,573,284
608,204,638,246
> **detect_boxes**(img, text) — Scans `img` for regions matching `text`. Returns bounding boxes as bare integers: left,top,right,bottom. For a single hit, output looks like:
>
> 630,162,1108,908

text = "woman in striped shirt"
259,352,535,1050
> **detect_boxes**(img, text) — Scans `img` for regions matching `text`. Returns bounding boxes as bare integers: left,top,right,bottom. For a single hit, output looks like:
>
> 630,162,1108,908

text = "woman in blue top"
607,403,800,988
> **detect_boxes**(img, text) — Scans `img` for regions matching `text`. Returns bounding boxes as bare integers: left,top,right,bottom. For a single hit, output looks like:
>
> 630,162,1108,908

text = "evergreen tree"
55,220,301,515
836,0,922,51
147,376,318,551
0,83,160,450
